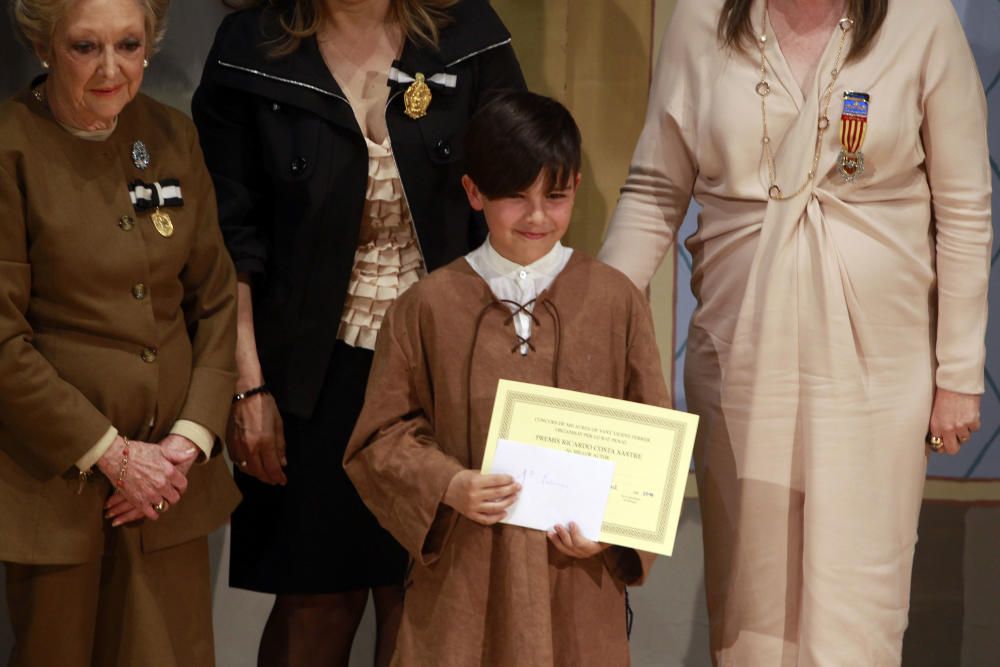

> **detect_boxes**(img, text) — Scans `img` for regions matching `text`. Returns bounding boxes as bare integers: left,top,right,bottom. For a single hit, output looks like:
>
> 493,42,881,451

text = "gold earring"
143,58,149,69
41,60,49,69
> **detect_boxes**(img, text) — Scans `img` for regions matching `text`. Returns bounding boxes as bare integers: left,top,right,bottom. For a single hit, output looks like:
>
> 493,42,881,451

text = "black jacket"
192,1,525,419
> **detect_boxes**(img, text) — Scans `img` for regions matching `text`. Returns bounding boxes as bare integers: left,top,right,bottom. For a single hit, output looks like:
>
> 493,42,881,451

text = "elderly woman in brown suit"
0,0,239,665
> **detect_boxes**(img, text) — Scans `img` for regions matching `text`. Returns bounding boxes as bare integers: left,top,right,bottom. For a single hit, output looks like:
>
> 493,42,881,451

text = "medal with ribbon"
388,67,458,120
837,91,869,182
128,179,182,237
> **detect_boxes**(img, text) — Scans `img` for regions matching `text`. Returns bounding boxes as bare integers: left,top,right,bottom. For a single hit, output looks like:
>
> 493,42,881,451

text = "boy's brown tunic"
345,253,669,667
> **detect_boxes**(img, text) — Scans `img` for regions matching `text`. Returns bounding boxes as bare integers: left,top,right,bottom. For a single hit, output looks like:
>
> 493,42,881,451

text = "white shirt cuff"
170,420,215,462
77,426,118,472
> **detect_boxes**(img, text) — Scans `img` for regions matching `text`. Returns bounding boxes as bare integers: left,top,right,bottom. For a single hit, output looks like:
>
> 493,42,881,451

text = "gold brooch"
404,73,432,120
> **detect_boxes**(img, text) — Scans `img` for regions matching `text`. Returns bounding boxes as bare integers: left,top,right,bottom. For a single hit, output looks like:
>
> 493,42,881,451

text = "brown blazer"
0,87,240,565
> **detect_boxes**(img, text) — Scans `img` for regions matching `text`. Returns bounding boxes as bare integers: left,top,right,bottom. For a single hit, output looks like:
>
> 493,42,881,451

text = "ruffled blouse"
337,137,427,350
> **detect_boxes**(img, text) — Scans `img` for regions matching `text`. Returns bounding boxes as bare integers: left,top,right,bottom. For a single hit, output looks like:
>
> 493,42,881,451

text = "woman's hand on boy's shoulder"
548,522,609,559
444,470,521,525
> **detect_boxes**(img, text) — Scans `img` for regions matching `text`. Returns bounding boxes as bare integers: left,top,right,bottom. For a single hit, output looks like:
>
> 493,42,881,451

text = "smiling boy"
343,91,669,666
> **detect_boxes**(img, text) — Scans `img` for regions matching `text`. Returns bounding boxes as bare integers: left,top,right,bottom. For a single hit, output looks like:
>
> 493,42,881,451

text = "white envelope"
489,439,616,541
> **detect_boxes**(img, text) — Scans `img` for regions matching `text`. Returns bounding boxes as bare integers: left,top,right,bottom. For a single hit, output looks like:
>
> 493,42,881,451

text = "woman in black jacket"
192,1,525,664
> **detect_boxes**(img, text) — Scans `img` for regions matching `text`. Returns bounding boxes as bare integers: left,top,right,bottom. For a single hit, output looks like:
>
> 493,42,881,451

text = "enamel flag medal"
837,91,869,182
403,72,432,120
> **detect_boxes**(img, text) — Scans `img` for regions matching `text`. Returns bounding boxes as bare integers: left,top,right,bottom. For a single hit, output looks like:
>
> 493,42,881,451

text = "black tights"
257,585,404,667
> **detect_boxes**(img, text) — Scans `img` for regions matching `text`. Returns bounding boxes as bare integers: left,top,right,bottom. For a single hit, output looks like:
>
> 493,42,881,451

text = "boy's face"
462,171,581,266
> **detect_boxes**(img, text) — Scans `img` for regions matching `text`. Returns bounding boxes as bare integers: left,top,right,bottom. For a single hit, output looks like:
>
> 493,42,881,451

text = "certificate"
481,380,698,556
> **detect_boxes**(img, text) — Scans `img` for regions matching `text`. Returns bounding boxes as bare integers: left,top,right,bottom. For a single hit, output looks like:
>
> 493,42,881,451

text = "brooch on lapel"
128,179,182,238
838,91,870,182
389,67,458,120
131,140,151,170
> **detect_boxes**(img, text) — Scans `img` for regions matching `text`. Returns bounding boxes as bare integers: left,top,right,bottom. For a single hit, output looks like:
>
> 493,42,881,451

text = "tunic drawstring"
463,296,563,468
540,299,562,389
466,299,510,466
498,298,539,353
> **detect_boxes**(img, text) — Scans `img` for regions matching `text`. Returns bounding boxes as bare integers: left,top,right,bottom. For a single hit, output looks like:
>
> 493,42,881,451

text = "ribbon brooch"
128,179,182,238
837,91,870,182
388,67,458,120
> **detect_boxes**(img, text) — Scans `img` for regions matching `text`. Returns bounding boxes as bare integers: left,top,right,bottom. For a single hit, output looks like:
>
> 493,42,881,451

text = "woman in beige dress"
599,0,991,664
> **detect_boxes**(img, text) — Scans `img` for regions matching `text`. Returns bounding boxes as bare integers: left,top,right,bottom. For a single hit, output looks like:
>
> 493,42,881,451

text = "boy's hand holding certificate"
481,380,699,556
489,439,616,541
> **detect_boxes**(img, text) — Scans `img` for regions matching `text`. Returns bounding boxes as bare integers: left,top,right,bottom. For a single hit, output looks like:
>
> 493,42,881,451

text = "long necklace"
756,3,853,200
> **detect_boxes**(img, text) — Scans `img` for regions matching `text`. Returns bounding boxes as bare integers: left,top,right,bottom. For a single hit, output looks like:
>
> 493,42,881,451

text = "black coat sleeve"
463,39,526,240
471,41,527,108
191,19,270,277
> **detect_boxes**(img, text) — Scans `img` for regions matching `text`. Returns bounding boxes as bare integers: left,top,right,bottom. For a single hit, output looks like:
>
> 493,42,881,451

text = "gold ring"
153,500,168,514
926,434,944,451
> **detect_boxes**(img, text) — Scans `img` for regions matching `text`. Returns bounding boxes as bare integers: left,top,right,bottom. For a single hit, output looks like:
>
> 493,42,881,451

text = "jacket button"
119,215,135,231
140,347,157,363
435,140,452,159
272,102,281,112
132,283,146,300
290,157,307,174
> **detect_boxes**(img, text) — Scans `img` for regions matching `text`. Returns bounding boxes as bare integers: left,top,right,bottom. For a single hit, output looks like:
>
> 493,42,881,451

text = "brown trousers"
4,528,214,667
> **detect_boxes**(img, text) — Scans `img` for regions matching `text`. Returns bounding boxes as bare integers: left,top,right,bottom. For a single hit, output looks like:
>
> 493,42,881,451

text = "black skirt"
228,341,407,594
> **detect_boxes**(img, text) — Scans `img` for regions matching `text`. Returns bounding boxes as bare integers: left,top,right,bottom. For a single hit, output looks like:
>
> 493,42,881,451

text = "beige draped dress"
599,0,991,665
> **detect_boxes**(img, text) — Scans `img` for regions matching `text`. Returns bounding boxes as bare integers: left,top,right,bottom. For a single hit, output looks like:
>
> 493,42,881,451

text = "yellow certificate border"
494,389,691,544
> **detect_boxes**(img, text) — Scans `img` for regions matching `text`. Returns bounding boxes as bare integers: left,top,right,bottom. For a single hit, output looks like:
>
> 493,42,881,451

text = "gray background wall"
1,2,998,665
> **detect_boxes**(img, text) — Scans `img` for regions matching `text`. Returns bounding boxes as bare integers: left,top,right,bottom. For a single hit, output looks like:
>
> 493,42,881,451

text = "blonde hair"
224,0,457,58
12,0,171,55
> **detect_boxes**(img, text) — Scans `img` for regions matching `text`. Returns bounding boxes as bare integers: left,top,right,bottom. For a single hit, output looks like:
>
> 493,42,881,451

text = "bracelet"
233,383,269,403
116,436,131,490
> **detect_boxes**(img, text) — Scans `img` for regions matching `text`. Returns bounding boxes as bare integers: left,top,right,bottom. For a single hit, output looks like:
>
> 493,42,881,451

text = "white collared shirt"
465,238,573,355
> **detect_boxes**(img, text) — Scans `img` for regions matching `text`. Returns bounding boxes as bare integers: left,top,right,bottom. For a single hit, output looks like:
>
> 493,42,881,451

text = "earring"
143,58,149,69
41,60,49,69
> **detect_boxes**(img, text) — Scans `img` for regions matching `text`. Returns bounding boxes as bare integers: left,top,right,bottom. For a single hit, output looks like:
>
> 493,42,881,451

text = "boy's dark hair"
463,90,582,199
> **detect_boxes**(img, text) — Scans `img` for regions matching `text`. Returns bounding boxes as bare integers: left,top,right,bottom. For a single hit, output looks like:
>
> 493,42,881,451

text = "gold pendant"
403,73,432,120
151,209,174,237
